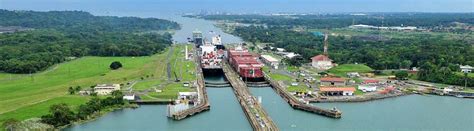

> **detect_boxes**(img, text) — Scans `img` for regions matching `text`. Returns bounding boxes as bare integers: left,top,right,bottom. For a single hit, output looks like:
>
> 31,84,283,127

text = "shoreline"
59,103,139,130
309,92,411,103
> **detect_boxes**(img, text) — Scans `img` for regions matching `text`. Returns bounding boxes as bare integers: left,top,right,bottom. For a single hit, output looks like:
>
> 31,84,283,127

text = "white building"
260,55,280,69
276,48,285,52
460,65,473,73
347,72,360,78
285,52,299,59
358,85,377,92
123,94,136,100
311,55,333,70
94,84,121,95
178,92,198,100
443,88,454,94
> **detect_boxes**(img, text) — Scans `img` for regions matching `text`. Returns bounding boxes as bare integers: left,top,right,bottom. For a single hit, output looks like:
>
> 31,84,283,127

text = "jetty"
169,47,211,120
222,61,279,131
264,73,342,118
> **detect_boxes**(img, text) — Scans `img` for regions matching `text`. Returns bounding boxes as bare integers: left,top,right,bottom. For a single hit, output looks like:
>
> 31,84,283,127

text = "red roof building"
311,55,332,62
320,77,346,86
320,77,346,82
319,87,355,96
363,79,380,84
311,55,334,70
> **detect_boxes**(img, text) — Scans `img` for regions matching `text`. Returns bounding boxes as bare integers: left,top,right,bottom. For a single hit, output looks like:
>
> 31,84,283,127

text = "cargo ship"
227,46,264,81
192,30,225,73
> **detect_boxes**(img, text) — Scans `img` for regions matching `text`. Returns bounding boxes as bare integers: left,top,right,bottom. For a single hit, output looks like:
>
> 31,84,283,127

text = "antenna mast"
323,33,329,56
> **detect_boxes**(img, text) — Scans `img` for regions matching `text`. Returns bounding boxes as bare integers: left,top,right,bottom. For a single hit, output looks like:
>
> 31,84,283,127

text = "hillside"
328,64,374,77
0,10,180,74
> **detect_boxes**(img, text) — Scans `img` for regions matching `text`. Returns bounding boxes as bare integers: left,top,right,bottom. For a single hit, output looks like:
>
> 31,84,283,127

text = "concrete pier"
264,73,342,118
222,62,279,131
170,46,210,120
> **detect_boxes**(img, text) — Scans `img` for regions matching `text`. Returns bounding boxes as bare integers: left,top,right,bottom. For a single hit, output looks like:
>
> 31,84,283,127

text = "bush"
110,61,123,70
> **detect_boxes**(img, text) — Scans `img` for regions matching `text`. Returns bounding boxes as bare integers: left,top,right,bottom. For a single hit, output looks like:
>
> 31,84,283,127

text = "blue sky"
1,0,472,13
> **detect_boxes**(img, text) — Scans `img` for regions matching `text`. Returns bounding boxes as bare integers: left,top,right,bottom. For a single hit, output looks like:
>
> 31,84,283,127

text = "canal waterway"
65,15,473,131
6,1,471,130
251,88,474,131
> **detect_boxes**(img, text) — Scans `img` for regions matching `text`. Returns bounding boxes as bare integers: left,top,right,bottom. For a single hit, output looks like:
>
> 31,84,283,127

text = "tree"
109,61,123,70
401,60,412,69
395,70,409,80
75,86,81,92
68,87,75,95
41,103,76,127
284,56,304,67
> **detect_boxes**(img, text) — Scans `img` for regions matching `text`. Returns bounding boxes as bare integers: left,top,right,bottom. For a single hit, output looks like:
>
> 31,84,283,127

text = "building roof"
363,79,379,84
320,87,355,92
320,77,346,82
261,55,279,62
311,55,332,62
460,65,473,69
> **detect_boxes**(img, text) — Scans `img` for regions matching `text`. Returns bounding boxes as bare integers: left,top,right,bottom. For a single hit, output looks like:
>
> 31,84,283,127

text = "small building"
260,55,280,69
178,92,198,100
443,88,454,94
320,77,346,86
123,94,136,101
183,82,190,87
320,87,355,96
94,84,120,95
311,55,333,70
285,52,299,59
358,85,377,92
460,65,473,73
276,48,285,52
347,72,360,78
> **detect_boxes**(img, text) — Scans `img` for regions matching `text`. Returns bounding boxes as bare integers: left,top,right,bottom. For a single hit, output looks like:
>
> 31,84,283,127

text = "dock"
264,73,342,118
222,61,279,131
169,46,211,120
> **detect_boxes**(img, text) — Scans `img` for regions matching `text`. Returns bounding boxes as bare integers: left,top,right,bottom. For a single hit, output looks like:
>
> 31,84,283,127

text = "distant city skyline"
1,0,473,14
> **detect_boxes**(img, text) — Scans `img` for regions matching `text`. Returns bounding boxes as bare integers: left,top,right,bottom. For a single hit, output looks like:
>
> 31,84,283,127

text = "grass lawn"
286,65,299,72
462,88,474,93
455,72,474,78
148,83,191,99
328,64,373,77
287,85,310,92
268,73,293,81
132,79,162,91
169,45,196,81
0,46,174,124
354,89,365,96
0,96,89,124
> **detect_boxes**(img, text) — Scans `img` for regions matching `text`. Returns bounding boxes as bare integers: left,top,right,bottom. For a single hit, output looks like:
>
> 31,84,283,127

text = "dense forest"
0,10,179,32
234,26,473,86
0,10,179,74
196,13,474,33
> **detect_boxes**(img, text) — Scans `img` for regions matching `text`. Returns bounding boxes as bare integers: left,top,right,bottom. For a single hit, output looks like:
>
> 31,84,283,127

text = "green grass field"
149,83,191,99
328,64,374,77
132,80,162,91
287,85,310,92
455,72,474,77
268,73,293,81
0,96,89,125
131,45,196,100
0,45,176,125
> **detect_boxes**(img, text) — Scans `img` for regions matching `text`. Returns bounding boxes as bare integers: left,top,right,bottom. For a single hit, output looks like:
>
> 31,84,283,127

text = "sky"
0,0,472,13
